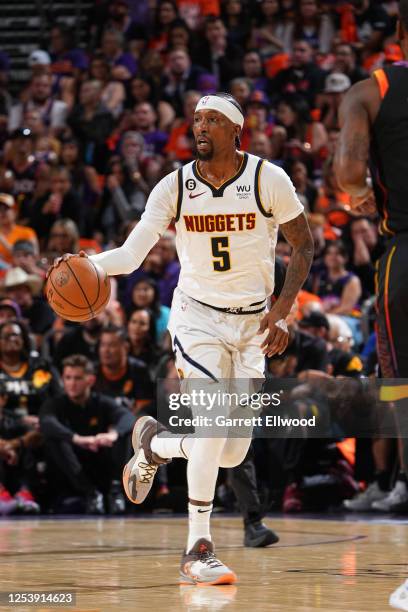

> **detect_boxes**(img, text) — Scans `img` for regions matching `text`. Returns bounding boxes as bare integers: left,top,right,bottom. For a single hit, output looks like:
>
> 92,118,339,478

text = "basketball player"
56,93,314,584
334,3,408,609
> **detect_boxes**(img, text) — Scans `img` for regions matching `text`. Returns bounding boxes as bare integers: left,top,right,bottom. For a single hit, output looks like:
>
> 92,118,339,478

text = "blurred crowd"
0,0,404,518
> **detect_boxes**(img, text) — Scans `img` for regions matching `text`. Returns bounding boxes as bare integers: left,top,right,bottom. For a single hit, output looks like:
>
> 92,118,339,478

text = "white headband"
195,95,244,129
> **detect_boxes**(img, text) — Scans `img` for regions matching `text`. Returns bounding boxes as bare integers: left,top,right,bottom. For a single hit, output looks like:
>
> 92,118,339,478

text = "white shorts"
168,288,267,381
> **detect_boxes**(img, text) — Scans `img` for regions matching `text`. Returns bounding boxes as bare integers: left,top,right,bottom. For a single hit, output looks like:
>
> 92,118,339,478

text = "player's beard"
195,140,214,161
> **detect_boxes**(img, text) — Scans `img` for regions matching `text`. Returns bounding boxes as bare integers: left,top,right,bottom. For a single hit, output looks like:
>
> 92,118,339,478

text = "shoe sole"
122,416,157,505
179,572,237,586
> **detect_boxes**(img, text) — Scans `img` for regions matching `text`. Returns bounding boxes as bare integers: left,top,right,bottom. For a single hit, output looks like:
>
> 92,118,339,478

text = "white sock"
187,502,213,552
150,434,194,459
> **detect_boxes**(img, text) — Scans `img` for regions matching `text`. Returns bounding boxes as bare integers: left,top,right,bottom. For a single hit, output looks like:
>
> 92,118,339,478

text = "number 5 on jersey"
211,237,231,272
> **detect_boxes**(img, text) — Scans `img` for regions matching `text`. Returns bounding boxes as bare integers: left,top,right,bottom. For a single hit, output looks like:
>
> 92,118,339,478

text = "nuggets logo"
183,213,256,233
55,270,70,287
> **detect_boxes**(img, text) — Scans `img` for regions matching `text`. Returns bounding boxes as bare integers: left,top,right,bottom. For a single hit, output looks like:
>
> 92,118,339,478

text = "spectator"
45,219,80,259
0,193,38,265
100,28,137,81
8,74,68,136
3,267,55,345
67,80,115,173
195,15,244,89
249,0,290,56
127,277,170,341
59,137,101,214
241,50,269,93
161,49,204,117
53,313,108,370
229,78,252,110
287,159,318,211
249,131,273,159
94,326,154,413
221,0,251,48
131,102,168,156
12,240,45,279
127,308,164,372
0,299,21,324
5,128,47,218
272,39,326,107
88,54,126,119
275,95,328,167
291,0,335,54
241,90,275,152
345,217,384,301
333,43,368,84
149,0,179,52
316,73,351,131
28,166,83,239
312,241,362,316
164,90,201,161
49,24,89,77
40,354,134,514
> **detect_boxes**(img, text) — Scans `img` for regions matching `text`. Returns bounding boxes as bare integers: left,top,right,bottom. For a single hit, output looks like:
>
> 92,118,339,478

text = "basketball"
45,255,111,322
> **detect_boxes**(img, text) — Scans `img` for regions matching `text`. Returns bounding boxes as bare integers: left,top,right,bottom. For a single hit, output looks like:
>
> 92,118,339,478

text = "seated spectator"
164,90,201,162
229,78,252,110
241,90,276,152
127,307,164,373
333,43,367,85
49,24,89,78
67,80,114,173
352,0,392,61
249,0,290,57
148,0,179,52
130,102,168,157
98,153,148,238
126,76,174,131
161,48,204,118
345,217,384,302
287,159,318,211
94,326,154,413
12,240,45,279
53,313,108,370
241,50,269,93
290,0,335,54
275,95,328,168
0,193,38,265
0,298,20,324
45,219,80,259
312,241,362,316
272,39,326,108
28,166,83,240
316,73,351,131
221,0,251,48
4,129,47,219
249,131,273,160
3,267,55,345
100,28,137,81
125,230,180,308
8,73,68,136
166,18,194,53
0,318,59,511
88,53,126,119
315,158,351,227
40,354,134,514
127,277,170,341
193,15,244,89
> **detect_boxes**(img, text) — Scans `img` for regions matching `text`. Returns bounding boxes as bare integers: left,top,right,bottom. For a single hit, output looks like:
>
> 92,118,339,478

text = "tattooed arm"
259,212,314,356
334,78,380,203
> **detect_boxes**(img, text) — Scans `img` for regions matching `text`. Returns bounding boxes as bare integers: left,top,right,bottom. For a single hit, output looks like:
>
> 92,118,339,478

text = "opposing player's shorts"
168,288,267,381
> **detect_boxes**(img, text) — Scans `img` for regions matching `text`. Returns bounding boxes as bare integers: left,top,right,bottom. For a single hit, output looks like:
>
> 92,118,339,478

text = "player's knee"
219,446,248,468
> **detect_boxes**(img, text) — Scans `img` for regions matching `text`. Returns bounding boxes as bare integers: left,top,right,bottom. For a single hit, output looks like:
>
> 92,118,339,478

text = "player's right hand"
45,250,88,279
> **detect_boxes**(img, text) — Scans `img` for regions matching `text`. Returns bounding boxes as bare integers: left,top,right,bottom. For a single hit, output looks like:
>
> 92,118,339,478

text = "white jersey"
91,152,303,309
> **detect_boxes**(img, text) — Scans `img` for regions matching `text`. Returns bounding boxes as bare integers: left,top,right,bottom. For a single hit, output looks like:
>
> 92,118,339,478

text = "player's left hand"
258,310,289,357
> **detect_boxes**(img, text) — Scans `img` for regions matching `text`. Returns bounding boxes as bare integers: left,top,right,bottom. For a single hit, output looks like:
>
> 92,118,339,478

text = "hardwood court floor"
0,515,406,612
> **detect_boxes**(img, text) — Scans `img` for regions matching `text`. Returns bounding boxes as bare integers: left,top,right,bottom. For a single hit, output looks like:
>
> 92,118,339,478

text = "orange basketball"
45,255,111,322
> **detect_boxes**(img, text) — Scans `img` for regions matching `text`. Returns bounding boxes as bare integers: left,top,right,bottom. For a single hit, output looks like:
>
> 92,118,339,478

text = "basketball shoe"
122,416,171,505
343,482,388,511
390,579,408,611
179,539,237,586
15,488,40,514
0,485,18,515
372,480,408,512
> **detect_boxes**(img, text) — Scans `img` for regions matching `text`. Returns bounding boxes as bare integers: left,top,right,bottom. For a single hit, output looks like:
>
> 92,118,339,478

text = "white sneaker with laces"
180,539,237,586
372,481,408,512
390,579,408,611
343,482,388,512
